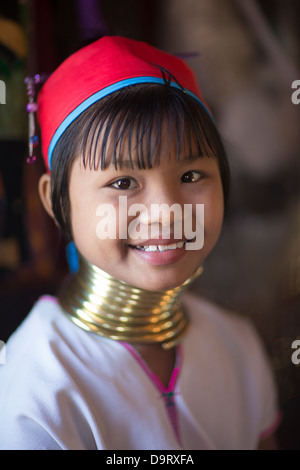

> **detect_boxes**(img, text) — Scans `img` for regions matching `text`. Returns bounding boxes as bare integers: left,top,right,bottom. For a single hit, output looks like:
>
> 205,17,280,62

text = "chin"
130,271,193,292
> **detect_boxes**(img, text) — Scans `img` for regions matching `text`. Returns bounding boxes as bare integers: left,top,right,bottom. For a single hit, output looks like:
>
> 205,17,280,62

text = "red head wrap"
37,36,211,171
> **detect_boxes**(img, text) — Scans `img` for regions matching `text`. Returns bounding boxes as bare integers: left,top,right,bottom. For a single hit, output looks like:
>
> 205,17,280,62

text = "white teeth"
176,241,185,249
145,245,157,252
157,245,168,252
137,241,185,252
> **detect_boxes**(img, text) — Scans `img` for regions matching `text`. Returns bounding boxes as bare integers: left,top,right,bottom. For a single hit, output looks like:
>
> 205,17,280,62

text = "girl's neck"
58,253,203,350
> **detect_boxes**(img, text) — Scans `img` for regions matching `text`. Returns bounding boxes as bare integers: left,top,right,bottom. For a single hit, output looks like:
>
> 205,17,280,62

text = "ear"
38,173,55,220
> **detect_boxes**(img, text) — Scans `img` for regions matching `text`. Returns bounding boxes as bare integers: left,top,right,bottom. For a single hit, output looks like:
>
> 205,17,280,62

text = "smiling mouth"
129,241,187,252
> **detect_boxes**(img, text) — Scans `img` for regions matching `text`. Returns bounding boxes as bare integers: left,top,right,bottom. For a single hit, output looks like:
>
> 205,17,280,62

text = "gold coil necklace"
58,254,203,349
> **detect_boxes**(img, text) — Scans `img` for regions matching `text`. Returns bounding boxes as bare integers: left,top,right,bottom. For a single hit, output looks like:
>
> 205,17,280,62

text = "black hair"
50,83,230,240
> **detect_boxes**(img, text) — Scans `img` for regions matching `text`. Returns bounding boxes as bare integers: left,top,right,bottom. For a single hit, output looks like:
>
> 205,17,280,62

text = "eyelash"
109,171,203,190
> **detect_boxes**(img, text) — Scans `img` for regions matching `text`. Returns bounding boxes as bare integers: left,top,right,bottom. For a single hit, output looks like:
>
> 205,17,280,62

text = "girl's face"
69,136,224,291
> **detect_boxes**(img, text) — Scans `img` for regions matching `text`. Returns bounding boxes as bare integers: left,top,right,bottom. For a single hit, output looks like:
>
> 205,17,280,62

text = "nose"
138,202,183,226
137,180,184,238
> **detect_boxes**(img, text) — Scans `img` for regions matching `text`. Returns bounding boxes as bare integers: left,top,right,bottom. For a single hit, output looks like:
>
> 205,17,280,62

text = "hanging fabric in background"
0,17,27,140
0,12,29,272
74,0,109,42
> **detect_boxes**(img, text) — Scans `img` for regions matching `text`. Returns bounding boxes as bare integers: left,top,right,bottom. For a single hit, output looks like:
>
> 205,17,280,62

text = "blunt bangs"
78,84,219,171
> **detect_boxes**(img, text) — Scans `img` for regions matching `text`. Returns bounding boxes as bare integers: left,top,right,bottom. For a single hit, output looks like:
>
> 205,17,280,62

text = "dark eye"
110,177,138,190
181,171,202,183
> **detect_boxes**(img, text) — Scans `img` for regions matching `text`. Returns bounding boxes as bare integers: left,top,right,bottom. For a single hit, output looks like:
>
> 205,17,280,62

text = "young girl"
0,36,280,450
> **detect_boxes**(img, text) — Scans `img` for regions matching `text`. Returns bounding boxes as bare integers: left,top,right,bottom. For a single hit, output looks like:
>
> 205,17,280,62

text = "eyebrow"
180,154,205,162
114,160,136,169
106,154,205,170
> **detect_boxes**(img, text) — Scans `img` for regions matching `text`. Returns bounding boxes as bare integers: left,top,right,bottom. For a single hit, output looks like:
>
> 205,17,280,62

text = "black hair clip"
152,63,185,93
24,73,48,164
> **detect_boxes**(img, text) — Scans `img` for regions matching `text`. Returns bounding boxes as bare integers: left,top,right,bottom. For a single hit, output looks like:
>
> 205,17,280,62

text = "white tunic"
0,294,280,450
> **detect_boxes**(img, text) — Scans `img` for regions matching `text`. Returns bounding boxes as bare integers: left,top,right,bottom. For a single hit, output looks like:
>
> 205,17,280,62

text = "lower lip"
129,244,187,266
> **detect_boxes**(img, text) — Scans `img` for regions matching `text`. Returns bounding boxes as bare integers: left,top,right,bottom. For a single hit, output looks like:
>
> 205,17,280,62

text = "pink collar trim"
120,342,182,394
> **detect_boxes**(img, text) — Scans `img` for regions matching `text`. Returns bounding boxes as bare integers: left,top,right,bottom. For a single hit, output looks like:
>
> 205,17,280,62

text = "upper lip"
129,238,186,247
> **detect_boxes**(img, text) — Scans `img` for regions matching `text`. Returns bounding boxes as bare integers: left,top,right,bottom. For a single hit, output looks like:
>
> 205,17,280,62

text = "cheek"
94,197,134,241
70,195,98,249
204,192,224,238
199,180,224,240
